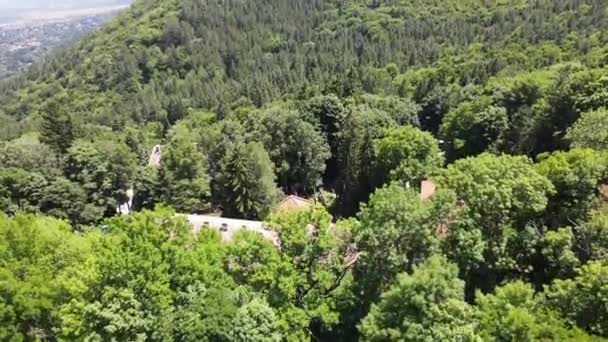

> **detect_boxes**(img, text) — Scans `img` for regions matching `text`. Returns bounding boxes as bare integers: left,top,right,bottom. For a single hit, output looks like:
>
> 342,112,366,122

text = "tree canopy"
2,0,608,340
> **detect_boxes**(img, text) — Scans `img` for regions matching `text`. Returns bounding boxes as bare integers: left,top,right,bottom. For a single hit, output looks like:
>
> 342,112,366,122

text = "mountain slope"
1,0,608,215
2,0,608,219
1,0,607,139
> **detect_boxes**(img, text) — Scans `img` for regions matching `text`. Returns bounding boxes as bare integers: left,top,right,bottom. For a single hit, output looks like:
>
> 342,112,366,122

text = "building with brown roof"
274,195,314,212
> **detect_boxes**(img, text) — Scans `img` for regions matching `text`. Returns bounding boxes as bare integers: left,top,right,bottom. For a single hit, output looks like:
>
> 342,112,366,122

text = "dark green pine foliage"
218,142,278,220
39,100,74,154
3,0,608,135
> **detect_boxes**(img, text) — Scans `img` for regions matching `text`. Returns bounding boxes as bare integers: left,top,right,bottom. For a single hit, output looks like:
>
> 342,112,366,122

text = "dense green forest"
2,0,608,340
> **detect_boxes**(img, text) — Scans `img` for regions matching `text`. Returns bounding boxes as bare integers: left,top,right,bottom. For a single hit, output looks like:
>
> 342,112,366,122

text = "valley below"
0,1,130,78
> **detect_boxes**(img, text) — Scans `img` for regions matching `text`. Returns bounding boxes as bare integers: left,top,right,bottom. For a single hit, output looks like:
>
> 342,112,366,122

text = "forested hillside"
2,0,608,340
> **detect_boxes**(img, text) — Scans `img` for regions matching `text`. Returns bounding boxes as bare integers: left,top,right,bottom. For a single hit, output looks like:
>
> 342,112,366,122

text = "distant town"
0,4,128,78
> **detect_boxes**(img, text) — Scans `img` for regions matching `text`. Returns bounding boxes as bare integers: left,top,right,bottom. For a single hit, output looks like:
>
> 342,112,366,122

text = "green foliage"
230,298,282,342
40,177,102,226
0,134,60,176
173,285,239,342
4,0,608,339
334,104,397,215
0,213,90,341
159,125,211,213
39,99,74,154
354,183,451,300
373,125,443,187
546,261,608,336
54,208,240,341
358,94,420,127
575,210,608,263
70,210,180,340
567,108,608,150
440,71,558,159
132,166,161,211
536,148,607,227
541,227,580,278
65,139,137,216
224,230,284,298
477,281,591,341
3,0,608,222
268,207,356,338
359,255,481,342
439,153,554,291
248,106,330,194
440,96,509,160
301,94,347,182
302,95,347,151
0,202,606,341
441,152,554,238
217,141,278,220
0,167,45,215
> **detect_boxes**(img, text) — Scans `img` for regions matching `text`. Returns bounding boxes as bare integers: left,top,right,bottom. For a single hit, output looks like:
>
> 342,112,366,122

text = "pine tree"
39,101,74,154
218,142,278,220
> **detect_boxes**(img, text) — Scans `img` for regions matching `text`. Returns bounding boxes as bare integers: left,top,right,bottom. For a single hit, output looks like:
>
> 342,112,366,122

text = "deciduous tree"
373,125,443,188
567,108,608,150
359,256,481,342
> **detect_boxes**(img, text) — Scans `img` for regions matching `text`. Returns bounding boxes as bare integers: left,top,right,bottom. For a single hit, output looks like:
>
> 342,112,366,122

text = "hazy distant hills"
0,0,131,78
